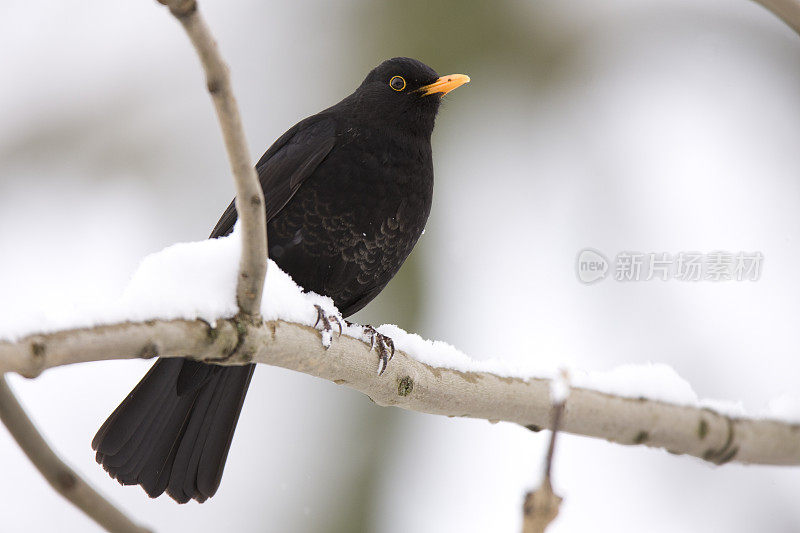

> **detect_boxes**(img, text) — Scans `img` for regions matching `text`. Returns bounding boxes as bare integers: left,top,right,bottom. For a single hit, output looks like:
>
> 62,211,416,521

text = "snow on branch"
0,376,152,533
2,231,799,467
1,316,799,467
156,0,267,316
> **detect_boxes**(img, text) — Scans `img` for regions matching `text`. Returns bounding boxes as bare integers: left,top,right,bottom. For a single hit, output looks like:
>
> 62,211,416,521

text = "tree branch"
0,376,151,533
0,3,265,529
1,317,797,467
157,0,267,316
522,375,568,533
752,0,800,35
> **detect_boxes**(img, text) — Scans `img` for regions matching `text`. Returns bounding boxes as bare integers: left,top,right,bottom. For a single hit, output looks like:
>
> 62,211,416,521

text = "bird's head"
346,57,469,137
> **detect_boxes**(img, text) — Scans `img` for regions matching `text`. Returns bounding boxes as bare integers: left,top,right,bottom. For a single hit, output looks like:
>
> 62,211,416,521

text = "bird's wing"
209,116,337,239
176,117,337,397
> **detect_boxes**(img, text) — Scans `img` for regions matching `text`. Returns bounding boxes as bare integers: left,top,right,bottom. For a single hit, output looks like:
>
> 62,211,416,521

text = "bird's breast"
267,125,434,313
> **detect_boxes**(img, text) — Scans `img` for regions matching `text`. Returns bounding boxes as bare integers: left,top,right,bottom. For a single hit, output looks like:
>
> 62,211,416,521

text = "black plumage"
92,57,468,503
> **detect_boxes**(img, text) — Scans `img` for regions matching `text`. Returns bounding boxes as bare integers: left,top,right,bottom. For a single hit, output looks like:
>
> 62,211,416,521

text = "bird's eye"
389,76,406,92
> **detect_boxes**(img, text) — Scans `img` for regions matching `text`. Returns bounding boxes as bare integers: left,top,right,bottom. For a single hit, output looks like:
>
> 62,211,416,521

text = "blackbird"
92,57,469,503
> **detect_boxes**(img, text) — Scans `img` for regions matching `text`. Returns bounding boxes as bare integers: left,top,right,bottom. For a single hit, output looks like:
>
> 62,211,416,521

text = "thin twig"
157,0,267,316
522,379,567,533
0,318,797,466
0,376,151,533
542,370,569,482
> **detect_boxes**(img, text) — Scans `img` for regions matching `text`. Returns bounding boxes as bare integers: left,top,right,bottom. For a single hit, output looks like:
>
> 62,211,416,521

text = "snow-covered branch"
156,0,267,316
1,317,798,467
0,376,151,533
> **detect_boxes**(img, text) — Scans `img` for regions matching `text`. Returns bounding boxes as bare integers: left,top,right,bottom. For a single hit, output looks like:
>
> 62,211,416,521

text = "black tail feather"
93,358,254,503
195,366,253,499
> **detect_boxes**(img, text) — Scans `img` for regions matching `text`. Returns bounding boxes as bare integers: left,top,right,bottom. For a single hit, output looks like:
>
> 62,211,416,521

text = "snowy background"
1,0,799,531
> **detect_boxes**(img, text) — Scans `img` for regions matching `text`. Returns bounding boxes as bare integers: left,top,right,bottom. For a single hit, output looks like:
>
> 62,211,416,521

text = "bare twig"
0,376,151,533
752,0,800,35
543,370,569,482
522,371,569,533
0,318,798,466
157,0,267,316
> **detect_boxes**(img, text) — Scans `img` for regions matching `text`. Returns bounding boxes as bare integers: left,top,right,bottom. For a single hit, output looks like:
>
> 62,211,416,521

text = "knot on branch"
54,470,78,492
397,376,414,397
20,340,47,379
203,314,265,366
702,415,739,465
139,342,160,359
206,78,222,95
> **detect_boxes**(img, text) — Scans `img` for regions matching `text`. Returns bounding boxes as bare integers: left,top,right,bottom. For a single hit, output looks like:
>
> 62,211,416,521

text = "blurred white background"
1,0,799,531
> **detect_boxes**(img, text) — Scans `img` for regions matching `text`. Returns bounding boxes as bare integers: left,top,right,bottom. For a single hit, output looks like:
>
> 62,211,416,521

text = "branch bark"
752,0,800,35
157,0,267,316
522,377,567,533
0,376,151,533
1,317,798,467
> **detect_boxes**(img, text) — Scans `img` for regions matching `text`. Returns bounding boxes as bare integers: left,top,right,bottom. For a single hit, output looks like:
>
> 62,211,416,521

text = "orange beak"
419,74,470,96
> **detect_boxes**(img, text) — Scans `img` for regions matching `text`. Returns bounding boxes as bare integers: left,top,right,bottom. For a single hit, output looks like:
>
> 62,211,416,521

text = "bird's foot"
314,305,343,349
361,325,395,375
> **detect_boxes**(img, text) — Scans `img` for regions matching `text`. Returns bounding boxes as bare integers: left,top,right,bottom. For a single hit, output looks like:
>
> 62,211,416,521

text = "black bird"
92,57,469,503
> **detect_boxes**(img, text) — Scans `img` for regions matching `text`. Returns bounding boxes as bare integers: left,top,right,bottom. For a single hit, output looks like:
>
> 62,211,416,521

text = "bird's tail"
92,358,254,503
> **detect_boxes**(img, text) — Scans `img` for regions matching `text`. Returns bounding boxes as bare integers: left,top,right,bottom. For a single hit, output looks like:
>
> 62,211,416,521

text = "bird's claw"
314,305,342,349
362,325,395,375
